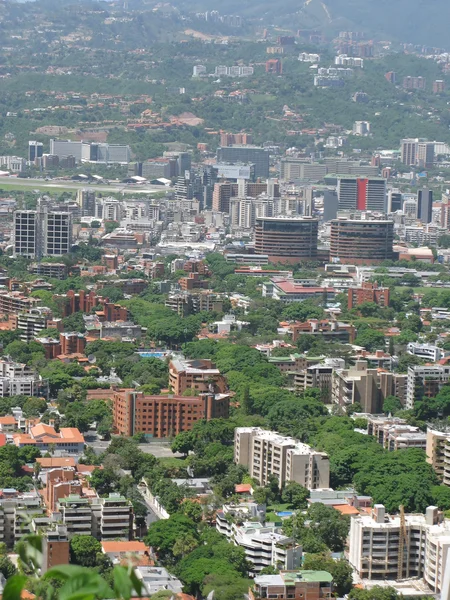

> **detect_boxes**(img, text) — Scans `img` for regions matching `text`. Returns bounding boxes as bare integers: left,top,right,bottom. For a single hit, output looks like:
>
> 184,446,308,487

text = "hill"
175,0,450,47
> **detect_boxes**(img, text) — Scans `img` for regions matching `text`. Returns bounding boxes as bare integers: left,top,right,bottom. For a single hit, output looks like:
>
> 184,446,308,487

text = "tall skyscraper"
14,200,72,259
76,189,96,217
337,177,387,212
417,188,433,224
28,141,44,162
388,190,402,213
217,146,270,179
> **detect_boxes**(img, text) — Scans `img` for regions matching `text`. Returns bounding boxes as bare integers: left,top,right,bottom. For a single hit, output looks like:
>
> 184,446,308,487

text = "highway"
0,177,171,195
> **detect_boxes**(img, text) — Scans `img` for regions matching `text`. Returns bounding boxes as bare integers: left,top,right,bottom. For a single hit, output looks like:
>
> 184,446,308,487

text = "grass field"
0,182,74,194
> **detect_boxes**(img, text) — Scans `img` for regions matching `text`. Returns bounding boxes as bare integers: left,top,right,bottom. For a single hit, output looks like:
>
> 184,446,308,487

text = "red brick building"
348,282,390,309
112,391,230,438
266,59,283,74
179,273,209,291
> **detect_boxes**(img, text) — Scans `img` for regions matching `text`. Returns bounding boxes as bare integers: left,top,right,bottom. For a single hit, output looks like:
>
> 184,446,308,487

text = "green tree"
382,395,403,415
302,553,352,596
281,482,310,509
144,514,198,560
69,535,102,567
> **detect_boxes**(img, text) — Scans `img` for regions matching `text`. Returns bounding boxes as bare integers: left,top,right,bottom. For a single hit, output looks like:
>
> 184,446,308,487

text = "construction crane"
397,505,407,580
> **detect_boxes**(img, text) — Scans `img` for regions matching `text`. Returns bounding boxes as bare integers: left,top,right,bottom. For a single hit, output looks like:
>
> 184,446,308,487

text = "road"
0,177,171,195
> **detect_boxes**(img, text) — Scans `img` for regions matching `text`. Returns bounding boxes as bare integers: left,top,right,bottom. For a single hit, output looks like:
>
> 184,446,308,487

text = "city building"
0,291,38,315
401,138,419,166
168,358,227,395
426,426,450,484
329,218,394,264
134,567,183,596
14,200,72,259
0,357,43,398
403,76,426,90
417,188,433,223
250,571,333,600
212,182,233,213
28,141,44,162
17,307,52,342
347,282,390,309
417,143,435,169
367,415,427,451
433,80,446,94
406,365,450,410
353,121,371,136
332,361,407,413
216,504,301,574
349,504,450,594
13,424,85,454
234,428,329,490
112,390,230,437
254,217,318,264
266,59,283,74
29,262,68,279
293,359,345,403
50,140,130,164
262,279,335,304
217,146,270,179
337,177,387,212
407,343,443,363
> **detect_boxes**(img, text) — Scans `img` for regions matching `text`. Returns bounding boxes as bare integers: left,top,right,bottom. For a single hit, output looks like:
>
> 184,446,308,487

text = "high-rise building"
433,80,446,94
330,218,394,264
417,142,435,168
49,140,130,164
76,189,96,217
14,200,72,259
337,177,387,211
28,141,44,162
417,188,433,224
234,427,329,490
254,217,318,264
217,146,270,179
401,138,419,166
403,76,426,90
388,190,402,212
212,182,233,213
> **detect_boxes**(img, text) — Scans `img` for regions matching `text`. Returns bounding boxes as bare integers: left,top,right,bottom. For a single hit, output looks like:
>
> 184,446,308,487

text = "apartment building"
0,489,46,547
332,361,407,413
367,415,426,451
349,504,450,594
29,262,68,280
58,493,133,541
406,365,450,410
216,503,301,574
347,282,390,309
250,571,333,600
14,200,72,259
112,390,230,438
426,427,450,485
0,357,42,398
17,307,52,341
293,359,345,403
0,291,38,315
169,358,227,395
165,292,224,317
234,428,329,490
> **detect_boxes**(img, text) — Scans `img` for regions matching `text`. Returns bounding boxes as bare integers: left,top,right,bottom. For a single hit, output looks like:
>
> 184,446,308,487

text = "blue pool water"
138,351,166,359
276,511,294,517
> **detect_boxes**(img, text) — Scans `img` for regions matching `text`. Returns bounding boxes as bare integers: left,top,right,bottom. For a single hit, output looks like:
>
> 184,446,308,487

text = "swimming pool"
138,351,166,359
276,511,294,517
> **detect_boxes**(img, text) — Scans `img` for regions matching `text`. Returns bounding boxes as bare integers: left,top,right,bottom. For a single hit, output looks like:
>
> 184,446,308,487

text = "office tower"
337,177,387,211
417,188,433,224
352,121,370,136
76,189,96,217
417,142,435,168
14,200,72,259
388,190,402,213
50,140,130,164
28,141,44,162
330,218,394,264
50,140,83,162
254,217,318,264
401,138,419,165
217,146,270,179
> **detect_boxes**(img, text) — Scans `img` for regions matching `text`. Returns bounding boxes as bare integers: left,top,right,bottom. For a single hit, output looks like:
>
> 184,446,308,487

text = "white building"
298,53,320,63
406,365,450,409
407,343,443,363
353,121,371,136
335,55,364,68
216,502,301,574
234,428,329,490
192,65,207,77
0,156,26,173
349,504,450,594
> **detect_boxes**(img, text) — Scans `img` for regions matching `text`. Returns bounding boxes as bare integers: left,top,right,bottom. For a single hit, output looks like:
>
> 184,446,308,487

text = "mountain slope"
175,0,450,47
